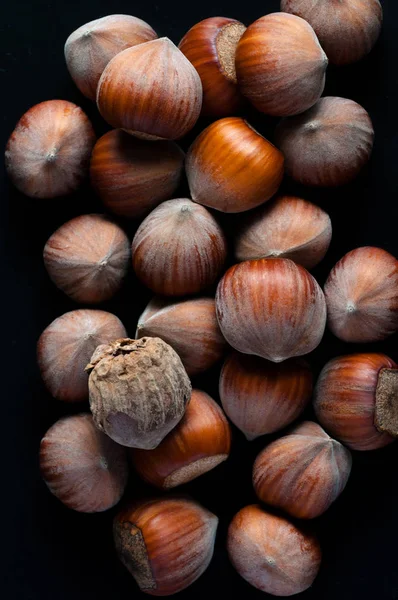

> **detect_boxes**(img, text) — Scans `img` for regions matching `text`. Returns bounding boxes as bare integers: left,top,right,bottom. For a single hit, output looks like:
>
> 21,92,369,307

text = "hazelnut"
43,214,130,304
235,195,332,269
90,129,184,218
186,117,284,213
130,389,231,488
324,246,398,343
227,505,322,596
131,199,227,296
114,496,218,595
235,12,327,116
275,96,374,187
219,351,312,440
40,413,128,512
179,17,246,117
281,0,383,65
97,38,202,140
5,100,95,198
65,14,157,100
314,353,398,451
86,337,192,449
37,309,126,402
253,421,352,519
136,296,227,376
216,258,326,362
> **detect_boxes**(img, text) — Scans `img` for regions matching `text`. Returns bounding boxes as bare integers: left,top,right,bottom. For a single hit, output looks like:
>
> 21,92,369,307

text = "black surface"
1,0,398,598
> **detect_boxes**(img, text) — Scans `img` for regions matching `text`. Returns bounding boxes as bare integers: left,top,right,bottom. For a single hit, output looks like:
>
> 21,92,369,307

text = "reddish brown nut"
186,117,284,213
114,497,218,596
235,12,327,116
179,17,246,117
216,258,326,362
324,247,398,343
130,389,231,488
227,505,322,596
314,353,398,451
43,214,130,303
65,14,157,100
275,97,374,187
37,309,127,402
219,352,312,440
281,0,383,65
86,337,192,449
5,100,95,198
40,413,128,512
235,195,332,269
253,421,352,519
131,199,227,296
136,297,227,376
90,130,184,218
97,38,202,140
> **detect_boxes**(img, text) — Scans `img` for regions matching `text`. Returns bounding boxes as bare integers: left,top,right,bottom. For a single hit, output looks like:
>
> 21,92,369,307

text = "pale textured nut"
86,337,192,449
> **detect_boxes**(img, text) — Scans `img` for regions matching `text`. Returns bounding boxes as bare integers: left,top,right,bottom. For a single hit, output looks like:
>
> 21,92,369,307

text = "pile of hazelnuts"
5,2,396,597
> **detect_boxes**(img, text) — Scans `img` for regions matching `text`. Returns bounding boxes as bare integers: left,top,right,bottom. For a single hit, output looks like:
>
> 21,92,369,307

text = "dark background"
1,0,398,598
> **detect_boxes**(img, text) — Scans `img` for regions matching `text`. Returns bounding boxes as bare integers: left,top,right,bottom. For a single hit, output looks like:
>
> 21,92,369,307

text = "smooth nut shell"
275,97,374,187
281,0,383,65
40,413,128,512
37,309,127,402
114,497,218,595
43,214,130,303
90,129,184,218
253,421,352,519
235,195,332,269
179,17,246,117
86,337,192,449
130,389,231,488
186,117,284,213
227,505,322,596
131,199,227,296
136,297,227,376
219,352,312,440
216,258,327,363
97,38,202,140
324,247,398,343
235,12,327,116
5,100,95,198
65,14,157,100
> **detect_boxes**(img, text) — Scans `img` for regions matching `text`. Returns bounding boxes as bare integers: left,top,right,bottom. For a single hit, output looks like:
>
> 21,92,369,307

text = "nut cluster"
6,3,395,598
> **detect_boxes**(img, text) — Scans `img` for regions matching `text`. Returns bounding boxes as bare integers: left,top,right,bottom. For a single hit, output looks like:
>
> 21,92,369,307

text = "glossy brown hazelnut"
86,337,192,449
130,389,231,488
5,100,95,198
324,247,398,343
186,117,284,213
314,353,398,451
37,309,127,402
235,195,332,269
235,12,327,116
219,352,312,440
216,258,326,363
65,14,157,100
275,97,374,187
136,297,227,376
227,505,322,596
281,0,383,66
43,214,130,303
131,199,227,296
114,497,218,596
179,17,246,117
40,413,128,512
90,129,184,218
97,38,202,140
253,421,352,519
